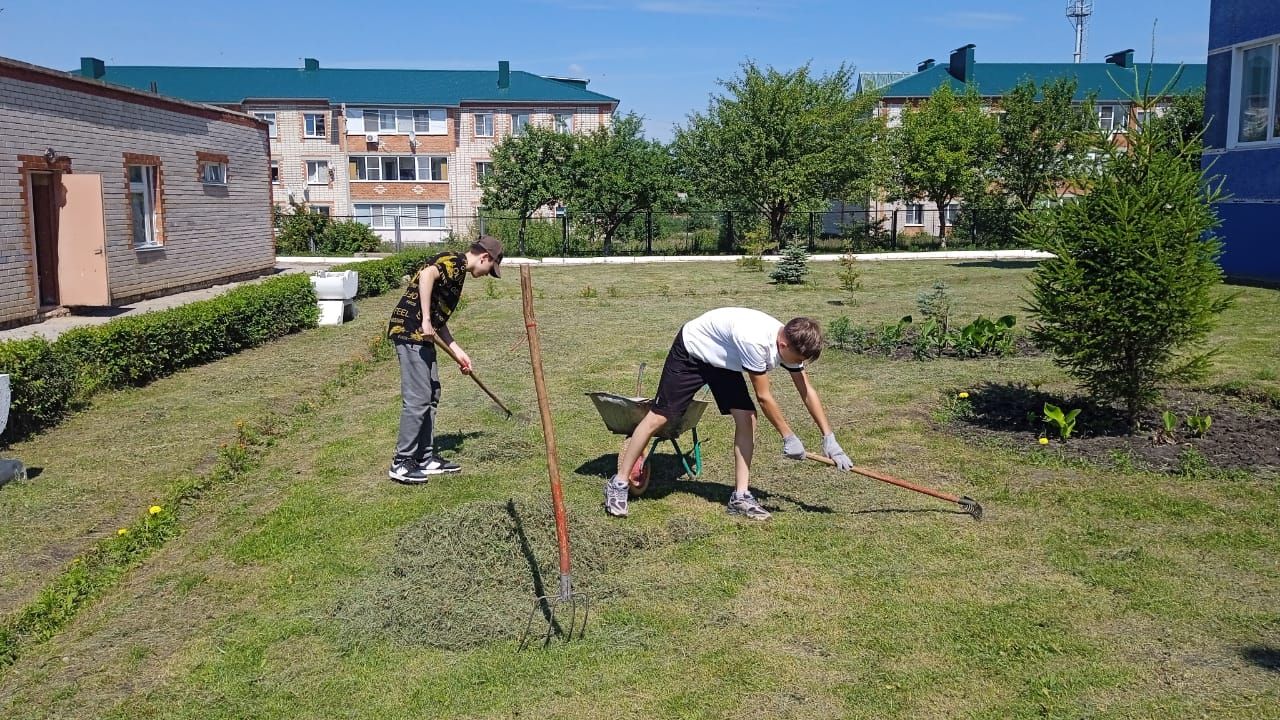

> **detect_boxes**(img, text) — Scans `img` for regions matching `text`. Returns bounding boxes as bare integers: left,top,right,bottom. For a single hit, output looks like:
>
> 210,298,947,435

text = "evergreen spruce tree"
1025,92,1233,429
770,237,810,284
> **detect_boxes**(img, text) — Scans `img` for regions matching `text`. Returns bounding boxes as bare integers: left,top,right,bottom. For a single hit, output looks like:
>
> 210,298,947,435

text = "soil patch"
333,498,709,651
946,383,1280,473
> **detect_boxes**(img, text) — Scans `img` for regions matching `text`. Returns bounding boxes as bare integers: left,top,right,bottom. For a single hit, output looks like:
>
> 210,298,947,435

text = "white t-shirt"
681,307,783,373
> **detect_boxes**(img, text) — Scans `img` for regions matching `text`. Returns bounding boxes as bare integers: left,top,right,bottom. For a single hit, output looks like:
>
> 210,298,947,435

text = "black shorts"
652,329,755,419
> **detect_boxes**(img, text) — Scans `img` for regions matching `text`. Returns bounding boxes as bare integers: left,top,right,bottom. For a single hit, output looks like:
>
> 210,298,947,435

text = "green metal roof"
84,64,619,106
877,62,1206,101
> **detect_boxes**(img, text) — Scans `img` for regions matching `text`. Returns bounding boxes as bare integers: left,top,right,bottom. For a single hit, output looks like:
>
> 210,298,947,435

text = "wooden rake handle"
431,335,513,418
804,451,962,505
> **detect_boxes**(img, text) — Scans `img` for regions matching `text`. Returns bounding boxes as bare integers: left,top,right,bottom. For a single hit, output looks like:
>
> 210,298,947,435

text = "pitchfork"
518,265,589,650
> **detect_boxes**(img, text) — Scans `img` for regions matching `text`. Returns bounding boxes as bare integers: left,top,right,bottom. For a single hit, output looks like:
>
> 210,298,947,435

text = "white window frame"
904,204,924,226
351,156,447,182
253,112,277,139
474,111,494,138
511,111,530,136
553,111,573,133
200,160,228,185
127,165,160,249
306,160,329,185
304,112,327,139
364,108,447,136
353,203,448,229
1228,36,1280,147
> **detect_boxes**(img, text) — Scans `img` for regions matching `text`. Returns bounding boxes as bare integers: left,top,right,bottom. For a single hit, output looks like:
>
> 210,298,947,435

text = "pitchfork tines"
519,573,590,650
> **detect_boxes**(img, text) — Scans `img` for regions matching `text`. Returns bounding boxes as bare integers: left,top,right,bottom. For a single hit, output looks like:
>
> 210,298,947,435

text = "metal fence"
277,207,1029,257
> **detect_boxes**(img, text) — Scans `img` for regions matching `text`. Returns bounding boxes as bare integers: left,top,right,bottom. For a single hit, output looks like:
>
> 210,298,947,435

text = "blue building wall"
1204,0,1280,284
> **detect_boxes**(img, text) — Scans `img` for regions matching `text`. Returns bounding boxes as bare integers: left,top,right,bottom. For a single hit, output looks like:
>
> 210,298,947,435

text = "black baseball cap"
471,235,504,278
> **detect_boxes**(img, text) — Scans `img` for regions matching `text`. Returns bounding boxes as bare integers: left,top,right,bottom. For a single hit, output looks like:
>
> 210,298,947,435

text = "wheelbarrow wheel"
621,437,652,497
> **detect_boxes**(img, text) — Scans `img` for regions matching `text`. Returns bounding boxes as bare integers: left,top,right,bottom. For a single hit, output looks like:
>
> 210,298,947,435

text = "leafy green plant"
876,315,913,353
933,391,975,424
827,316,853,350
912,318,946,360
484,279,502,299
837,253,862,304
319,220,381,255
1185,412,1212,438
1042,402,1081,440
579,285,599,299
1155,409,1179,444
606,285,623,298
736,227,771,271
952,315,1017,357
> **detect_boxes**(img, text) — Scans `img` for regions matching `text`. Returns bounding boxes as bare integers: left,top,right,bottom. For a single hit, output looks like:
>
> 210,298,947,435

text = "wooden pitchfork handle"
520,265,576,597
804,452,983,520
430,335,513,419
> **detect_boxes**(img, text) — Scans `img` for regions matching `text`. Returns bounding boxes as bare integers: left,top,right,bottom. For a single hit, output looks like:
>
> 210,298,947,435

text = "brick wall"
0,70,274,324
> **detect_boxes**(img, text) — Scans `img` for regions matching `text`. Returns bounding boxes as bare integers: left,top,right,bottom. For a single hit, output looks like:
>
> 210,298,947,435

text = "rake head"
958,496,984,521
518,574,590,650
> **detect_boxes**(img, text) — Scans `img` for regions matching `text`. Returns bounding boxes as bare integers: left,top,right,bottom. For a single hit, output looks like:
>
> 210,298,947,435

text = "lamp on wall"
43,147,58,165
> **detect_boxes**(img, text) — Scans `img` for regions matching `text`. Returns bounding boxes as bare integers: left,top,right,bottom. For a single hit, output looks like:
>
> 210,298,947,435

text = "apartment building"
82,59,619,244
0,56,273,328
863,45,1207,237
1204,0,1280,284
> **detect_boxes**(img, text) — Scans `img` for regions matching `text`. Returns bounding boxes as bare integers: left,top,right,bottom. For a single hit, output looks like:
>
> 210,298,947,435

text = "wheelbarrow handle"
431,335,513,418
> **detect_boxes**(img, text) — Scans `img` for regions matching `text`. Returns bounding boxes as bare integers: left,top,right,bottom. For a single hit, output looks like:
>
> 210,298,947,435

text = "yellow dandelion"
958,392,969,399
149,505,163,515
117,528,129,536
1038,437,1050,445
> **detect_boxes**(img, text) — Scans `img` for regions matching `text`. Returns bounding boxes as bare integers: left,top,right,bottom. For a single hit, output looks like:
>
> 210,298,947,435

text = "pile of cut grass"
334,498,709,650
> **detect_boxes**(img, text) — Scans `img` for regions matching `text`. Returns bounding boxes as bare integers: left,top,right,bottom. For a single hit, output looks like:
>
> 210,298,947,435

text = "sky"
0,0,1211,141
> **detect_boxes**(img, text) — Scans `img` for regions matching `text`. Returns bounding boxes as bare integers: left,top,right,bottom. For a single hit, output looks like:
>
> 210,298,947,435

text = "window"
364,108,447,135
1134,109,1150,128
127,165,160,248
944,204,960,226
354,204,447,229
904,204,923,225
475,161,493,185
1236,42,1278,143
253,112,277,139
306,160,329,185
1097,104,1128,133
351,156,447,182
304,112,327,138
553,111,573,133
313,205,331,217
200,160,227,185
512,112,530,136
474,112,494,137
271,161,279,184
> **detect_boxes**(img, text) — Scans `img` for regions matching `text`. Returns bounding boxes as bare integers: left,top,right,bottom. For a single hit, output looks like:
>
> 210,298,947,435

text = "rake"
431,335,515,419
517,265,589,649
805,452,984,520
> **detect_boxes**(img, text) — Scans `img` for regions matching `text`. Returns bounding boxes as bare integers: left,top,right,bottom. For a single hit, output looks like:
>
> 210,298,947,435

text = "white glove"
782,434,805,460
823,433,853,471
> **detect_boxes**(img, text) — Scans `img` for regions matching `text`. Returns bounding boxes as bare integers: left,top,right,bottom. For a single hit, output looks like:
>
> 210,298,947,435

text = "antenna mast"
1066,0,1094,63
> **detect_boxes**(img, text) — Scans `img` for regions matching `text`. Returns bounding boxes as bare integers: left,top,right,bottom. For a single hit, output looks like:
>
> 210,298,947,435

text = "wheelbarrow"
586,387,708,497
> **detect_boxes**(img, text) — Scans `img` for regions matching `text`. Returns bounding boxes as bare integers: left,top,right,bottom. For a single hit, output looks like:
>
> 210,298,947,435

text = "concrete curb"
277,249,1053,266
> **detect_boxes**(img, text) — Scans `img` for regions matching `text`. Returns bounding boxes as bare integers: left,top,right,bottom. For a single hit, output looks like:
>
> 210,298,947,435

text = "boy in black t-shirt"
387,236,503,484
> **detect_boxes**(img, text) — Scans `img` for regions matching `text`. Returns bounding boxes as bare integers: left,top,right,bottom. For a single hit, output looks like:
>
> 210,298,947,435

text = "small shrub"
837,253,862,304
737,227,771,272
484,279,502,299
876,316,912,353
579,285,598,299
827,316,853,350
274,200,330,255
0,338,80,441
319,220,381,255
770,237,810,285
916,281,955,335
1176,446,1212,479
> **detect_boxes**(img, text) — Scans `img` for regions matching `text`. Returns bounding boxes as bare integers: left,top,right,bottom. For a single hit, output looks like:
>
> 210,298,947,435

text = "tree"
1144,86,1205,167
770,237,810,284
567,113,677,254
889,84,998,247
480,125,574,254
673,61,882,247
994,77,1098,210
1024,94,1233,429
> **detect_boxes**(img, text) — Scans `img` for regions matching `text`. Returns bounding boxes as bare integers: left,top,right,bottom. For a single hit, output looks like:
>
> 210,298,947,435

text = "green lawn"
0,260,1277,719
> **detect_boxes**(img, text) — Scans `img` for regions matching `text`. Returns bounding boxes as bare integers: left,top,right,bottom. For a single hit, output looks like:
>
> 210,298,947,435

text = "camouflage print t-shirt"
387,252,467,343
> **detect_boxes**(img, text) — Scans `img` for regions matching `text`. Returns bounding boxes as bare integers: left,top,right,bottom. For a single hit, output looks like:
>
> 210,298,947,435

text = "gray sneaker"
727,491,771,520
604,476,629,517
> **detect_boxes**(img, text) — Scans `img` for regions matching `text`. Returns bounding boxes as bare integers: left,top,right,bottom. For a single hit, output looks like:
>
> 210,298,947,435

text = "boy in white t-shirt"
605,307,853,520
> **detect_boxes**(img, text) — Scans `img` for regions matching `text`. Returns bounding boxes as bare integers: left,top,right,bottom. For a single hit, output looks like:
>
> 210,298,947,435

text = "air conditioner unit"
365,133,379,143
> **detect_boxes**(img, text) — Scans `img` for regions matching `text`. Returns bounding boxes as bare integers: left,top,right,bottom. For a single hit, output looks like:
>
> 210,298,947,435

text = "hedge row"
331,248,440,298
0,274,319,442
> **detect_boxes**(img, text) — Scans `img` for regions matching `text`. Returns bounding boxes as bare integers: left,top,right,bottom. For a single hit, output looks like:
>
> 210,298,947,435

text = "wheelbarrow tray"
585,392,708,440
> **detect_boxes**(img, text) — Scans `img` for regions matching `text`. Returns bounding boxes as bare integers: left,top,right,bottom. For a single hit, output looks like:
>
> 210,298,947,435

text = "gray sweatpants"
394,342,442,463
